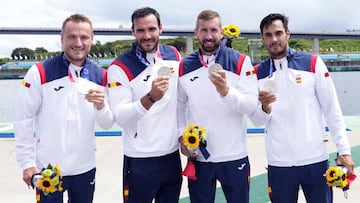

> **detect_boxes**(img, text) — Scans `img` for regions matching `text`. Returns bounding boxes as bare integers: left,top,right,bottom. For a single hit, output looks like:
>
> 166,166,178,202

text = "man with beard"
13,14,114,203
177,10,258,203
251,13,355,203
107,7,182,203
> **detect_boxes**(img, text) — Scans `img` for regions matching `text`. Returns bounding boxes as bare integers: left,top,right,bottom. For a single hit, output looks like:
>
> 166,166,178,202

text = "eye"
264,33,272,38
149,27,157,32
81,36,90,40
275,31,283,37
68,35,76,40
135,28,145,33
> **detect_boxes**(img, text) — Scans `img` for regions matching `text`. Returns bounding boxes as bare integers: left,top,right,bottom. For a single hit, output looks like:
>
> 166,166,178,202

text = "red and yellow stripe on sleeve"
108,81,122,88
246,69,256,76
22,80,31,88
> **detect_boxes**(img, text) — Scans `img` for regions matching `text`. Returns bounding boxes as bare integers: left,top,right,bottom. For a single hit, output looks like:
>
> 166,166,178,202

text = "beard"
199,39,221,54
267,43,287,58
137,38,158,53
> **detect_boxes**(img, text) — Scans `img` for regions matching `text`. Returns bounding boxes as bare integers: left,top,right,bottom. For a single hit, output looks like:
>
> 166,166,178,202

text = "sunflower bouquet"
32,164,63,195
181,124,210,180
325,166,349,188
325,165,357,198
223,24,241,40
222,24,240,48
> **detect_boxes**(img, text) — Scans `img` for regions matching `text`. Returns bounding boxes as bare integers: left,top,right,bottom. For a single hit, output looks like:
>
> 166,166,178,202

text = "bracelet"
147,93,156,103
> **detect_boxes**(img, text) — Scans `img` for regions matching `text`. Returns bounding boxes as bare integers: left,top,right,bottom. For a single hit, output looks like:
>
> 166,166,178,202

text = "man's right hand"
259,90,276,114
149,76,170,101
23,167,40,187
178,136,198,158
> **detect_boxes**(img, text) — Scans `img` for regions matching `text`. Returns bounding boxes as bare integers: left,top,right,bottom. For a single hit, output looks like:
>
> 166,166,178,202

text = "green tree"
34,47,48,54
11,47,35,60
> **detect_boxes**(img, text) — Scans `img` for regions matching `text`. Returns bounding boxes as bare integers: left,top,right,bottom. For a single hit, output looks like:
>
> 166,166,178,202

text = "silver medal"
157,66,172,77
263,80,278,94
76,78,100,94
208,63,223,75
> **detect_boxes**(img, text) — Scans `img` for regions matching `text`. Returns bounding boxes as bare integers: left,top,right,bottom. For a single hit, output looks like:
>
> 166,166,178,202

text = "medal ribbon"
197,48,220,68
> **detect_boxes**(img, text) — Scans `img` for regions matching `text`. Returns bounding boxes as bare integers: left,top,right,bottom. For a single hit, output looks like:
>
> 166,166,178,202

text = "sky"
1,0,359,58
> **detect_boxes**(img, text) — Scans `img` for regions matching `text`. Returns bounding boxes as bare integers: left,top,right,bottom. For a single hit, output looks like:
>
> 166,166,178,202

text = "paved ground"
0,130,359,203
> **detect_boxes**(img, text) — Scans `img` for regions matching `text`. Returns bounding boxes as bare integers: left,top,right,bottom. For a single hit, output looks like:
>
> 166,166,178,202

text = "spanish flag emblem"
124,185,129,201
108,82,122,88
36,189,40,203
246,69,255,76
268,184,273,198
295,75,302,83
22,80,31,88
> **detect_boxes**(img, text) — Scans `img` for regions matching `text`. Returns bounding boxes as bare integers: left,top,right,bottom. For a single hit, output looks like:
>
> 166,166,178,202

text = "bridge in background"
1,27,360,54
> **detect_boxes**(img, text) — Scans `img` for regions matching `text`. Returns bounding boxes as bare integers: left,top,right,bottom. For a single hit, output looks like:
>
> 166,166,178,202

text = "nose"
204,30,213,40
75,37,82,45
143,31,152,40
270,35,279,42
73,37,82,46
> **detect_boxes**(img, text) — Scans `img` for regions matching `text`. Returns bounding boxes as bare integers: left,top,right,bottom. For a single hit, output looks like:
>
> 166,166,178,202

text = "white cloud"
1,0,359,58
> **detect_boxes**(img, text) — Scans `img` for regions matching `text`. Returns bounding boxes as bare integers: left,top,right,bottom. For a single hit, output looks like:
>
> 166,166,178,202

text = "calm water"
0,71,359,123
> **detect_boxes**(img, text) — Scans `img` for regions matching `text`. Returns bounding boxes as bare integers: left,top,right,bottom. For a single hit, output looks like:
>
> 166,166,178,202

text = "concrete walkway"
1,131,359,203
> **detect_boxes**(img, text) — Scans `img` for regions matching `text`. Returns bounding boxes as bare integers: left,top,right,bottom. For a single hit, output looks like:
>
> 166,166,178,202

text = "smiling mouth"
142,40,155,45
71,47,85,51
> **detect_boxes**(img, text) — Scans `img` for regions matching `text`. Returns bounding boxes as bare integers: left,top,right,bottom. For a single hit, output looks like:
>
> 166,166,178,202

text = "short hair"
62,13,93,31
196,10,222,29
259,13,289,34
131,7,161,29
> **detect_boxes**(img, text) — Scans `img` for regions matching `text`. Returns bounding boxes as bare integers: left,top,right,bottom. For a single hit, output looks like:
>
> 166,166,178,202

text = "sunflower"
325,166,349,188
326,166,339,182
224,24,241,40
185,124,197,134
36,163,64,195
38,177,56,194
183,132,200,149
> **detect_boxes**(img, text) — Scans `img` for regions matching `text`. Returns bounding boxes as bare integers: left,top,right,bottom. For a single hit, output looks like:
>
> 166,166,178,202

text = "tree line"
1,37,360,65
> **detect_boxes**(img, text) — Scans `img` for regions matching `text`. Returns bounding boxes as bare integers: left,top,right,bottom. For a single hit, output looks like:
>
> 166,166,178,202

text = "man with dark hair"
107,7,182,203
13,13,114,203
251,13,355,203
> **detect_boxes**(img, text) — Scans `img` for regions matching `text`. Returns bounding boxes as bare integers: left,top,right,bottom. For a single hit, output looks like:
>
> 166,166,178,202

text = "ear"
220,29,224,39
192,28,196,39
286,29,291,40
60,32,64,44
131,27,135,37
260,34,265,43
159,24,163,34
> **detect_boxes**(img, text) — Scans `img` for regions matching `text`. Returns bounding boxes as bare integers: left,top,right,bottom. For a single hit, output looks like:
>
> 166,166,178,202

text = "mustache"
204,39,215,43
141,38,155,43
